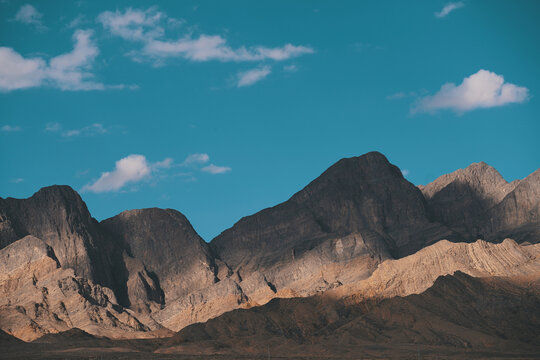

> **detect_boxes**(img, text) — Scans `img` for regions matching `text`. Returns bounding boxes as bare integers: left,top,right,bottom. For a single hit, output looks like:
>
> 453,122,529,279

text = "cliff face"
100,208,217,306
212,152,454,268
0,186,115,289
420,163,539,242
0,236,154,341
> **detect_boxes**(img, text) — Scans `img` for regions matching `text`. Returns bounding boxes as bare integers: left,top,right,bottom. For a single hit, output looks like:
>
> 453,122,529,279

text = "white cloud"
182,153,210,165
63,123,108,137
1,125,22,132
82,154,177,193
435,2,464,18
401,169,410,176
0,30,110,92
153,157,173,169
201,164,231,174
66,14,87,29
45,122,61,132
0,47,46,91
82,155,149,193
413,70,529,113
143,37,313,63
48,30,103,90
237,66,271,87
98,8,314,64
14,4,46,31
98,8,166,42
10,178,24,183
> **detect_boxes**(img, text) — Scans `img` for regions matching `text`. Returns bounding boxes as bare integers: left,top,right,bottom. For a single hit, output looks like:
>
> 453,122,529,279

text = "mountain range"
1,151,539,359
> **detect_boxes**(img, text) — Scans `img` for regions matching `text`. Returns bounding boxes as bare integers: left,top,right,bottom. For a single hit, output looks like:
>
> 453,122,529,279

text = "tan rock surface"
332,238,540,302
0,236,157,341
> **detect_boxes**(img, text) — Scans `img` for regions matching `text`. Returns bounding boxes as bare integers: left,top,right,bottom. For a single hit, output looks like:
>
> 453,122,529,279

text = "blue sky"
1,0,539,240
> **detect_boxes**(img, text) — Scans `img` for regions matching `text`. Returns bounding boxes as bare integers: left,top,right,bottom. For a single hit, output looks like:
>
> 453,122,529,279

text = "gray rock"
0,186,116,290
100,208,217,305
420,162,539,242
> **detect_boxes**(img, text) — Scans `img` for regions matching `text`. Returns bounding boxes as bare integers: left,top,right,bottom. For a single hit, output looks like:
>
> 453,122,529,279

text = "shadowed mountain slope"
101,208,217,307
164,272,540,358
211,152,456,267
420,162,539,243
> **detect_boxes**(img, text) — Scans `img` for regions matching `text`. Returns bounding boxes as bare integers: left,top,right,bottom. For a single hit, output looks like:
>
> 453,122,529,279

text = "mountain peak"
211,151,449,273
420,161,511,203
101,207,216,303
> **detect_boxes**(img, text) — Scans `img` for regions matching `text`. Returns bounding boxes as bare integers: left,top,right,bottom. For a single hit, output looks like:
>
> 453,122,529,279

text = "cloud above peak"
435,2,464,18
82,154,153,193
82,152,231,192
98,8,313,64
413,70,529,114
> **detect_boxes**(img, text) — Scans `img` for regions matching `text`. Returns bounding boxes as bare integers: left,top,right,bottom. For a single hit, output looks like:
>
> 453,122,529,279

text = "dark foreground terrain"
2,273,539,360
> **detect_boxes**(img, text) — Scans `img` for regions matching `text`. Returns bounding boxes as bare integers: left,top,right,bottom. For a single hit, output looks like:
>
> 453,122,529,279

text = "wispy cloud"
82,152,230,192
66,14,87,29
45,122,110,137
153,157,174,169
182,153,209,165
283,64,298,72
201,164,231,174
0,30,133,92
45,122,61,132
14,4,46,31
1,30,100,91
63,123,108,137
1,125,22,132
401,169,410,176
435,2,464,18
237,66,271,87
181,153,231,175
10,178,24,183
98,8,314,64
413,70,529,114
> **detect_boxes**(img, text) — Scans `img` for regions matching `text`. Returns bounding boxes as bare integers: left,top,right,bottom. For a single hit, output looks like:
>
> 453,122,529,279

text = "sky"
1,0,539,241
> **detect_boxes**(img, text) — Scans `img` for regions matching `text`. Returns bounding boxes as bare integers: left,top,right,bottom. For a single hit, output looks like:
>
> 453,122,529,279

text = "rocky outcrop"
100,208,217,306
486,169,540,242
0,236,156,341
0,186,116,290
332,238,540,302
420,162,539,242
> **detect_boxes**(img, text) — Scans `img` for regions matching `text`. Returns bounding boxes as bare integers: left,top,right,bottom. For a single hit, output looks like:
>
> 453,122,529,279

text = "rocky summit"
0,151,539,359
